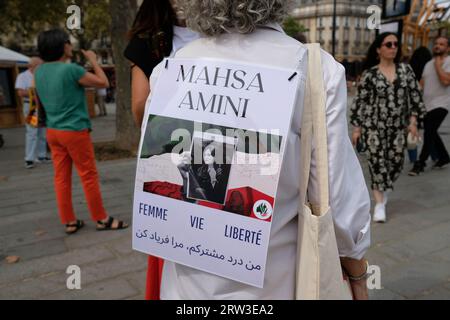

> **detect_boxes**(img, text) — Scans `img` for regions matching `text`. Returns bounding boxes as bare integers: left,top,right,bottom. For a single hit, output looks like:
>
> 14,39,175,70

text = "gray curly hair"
179,0,292,36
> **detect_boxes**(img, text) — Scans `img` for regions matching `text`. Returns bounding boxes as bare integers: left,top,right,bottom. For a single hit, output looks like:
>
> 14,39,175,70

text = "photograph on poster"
185,133,235,205
137,115,281,220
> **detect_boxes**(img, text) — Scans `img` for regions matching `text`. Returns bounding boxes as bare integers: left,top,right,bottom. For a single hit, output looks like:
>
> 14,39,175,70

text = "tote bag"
295,44,353,300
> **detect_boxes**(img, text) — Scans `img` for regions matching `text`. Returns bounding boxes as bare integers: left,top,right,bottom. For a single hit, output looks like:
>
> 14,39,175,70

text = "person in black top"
124,0,177,127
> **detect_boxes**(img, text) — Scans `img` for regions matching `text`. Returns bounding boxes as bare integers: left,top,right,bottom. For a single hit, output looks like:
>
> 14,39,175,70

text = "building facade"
292,0,382,62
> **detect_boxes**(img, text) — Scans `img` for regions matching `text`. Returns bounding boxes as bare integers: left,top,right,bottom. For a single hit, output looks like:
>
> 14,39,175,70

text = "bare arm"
131,66,150,127
341,257,369,300
341,257,368,278
78,50,109,89
16,89,28,98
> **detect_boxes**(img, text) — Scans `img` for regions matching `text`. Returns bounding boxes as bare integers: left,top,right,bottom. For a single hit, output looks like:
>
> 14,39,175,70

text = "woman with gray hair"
148,0,371,300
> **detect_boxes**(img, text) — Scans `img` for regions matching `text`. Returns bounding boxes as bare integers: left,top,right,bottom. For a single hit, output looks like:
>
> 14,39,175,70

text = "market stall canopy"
0,46,30,64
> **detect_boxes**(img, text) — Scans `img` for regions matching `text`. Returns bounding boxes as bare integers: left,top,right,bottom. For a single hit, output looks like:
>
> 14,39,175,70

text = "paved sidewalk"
361,108,450,300
0,104,147,300
1,102,450,300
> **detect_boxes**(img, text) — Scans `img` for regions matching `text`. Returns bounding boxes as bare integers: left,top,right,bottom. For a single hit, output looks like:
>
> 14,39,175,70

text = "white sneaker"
373,203,387,223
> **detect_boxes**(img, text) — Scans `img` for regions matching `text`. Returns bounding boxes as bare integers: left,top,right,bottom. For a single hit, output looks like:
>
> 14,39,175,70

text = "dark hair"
409,46,432,80
362,32,402,71
225,191,247,216
38,29,70,62
128,0,176,39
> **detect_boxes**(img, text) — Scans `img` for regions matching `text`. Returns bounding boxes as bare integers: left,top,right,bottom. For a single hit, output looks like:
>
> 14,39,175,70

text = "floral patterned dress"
350,63,426,191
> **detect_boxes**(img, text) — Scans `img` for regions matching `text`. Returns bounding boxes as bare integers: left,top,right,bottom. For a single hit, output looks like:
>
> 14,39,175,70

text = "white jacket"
148,24,371,300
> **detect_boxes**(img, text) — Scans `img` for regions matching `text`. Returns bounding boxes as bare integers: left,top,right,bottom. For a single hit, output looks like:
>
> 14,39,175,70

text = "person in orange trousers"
35,29,128,234
47,129,111,227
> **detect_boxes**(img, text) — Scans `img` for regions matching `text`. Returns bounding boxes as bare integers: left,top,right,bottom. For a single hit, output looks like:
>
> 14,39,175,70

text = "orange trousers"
146,256,164,300
47,129,108,225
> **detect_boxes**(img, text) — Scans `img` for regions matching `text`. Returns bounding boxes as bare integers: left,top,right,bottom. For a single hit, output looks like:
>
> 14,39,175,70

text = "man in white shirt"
96,88,107,116
15,57,49,169
410,36,450,175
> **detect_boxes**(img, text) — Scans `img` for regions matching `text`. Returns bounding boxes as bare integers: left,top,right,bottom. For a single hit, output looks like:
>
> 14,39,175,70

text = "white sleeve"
15,73,26,90
307,50,371,260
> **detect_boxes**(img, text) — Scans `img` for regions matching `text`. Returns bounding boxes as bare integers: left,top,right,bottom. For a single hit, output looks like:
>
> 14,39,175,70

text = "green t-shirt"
35,62,90,131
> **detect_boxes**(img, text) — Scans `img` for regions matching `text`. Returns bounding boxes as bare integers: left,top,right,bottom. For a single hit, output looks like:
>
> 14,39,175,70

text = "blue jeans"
408,148,418,163
23,103,47,162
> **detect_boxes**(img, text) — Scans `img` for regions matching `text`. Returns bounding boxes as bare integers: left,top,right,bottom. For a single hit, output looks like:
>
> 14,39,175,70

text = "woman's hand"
81,49,98,66
352,128,361,147
179,152,191,165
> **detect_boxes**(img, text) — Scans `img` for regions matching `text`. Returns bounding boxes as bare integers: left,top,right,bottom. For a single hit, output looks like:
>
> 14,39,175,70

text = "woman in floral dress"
350,32,426,223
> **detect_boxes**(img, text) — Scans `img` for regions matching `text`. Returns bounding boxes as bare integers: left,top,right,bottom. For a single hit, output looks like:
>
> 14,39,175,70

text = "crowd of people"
5,0,449,301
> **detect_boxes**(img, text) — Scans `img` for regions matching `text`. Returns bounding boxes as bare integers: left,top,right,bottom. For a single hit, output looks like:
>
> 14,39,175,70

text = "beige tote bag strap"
299,56,313,211
301,43,330,215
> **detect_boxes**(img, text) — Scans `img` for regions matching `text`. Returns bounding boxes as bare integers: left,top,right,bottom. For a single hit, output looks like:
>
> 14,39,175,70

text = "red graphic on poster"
143,182,273,222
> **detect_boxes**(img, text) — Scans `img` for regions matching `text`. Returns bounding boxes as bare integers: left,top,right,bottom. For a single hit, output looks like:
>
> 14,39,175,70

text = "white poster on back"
133,58,300,288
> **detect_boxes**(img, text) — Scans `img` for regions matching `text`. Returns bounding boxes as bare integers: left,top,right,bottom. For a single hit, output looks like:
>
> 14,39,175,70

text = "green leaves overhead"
0,0,111,47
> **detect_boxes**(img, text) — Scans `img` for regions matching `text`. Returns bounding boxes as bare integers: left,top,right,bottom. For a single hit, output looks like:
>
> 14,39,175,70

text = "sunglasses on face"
382,41,398,49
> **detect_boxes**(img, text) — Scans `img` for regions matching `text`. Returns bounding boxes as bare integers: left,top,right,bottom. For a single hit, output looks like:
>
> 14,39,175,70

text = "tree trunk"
109,0,139,151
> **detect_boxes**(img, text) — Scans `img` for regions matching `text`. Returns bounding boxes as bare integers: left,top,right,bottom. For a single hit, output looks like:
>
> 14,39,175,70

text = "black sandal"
65,220,85,235
96,217,128,231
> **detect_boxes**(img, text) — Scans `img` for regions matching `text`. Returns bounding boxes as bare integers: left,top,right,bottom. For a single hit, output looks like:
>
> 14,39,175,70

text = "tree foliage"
0,0,110,48
69,0,111,49
0,0,67,38
283,16,308,38
1,0,138,151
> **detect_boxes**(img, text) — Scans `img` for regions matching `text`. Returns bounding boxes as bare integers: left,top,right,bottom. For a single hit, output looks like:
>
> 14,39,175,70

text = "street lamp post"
332,0,337,57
